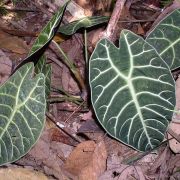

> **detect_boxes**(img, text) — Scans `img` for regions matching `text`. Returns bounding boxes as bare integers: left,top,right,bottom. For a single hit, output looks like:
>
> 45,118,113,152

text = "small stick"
65,101,85,123
100,0,127,41
167,127,180,143
46,112,83,143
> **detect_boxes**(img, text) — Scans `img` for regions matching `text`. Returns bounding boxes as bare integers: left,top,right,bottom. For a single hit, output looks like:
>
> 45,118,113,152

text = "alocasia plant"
13,0,69,72
89,30,175,152
0,1,69,165
0,63,46,165
0,0,179,166
89,8,180,152
146,9,180,70
59,16,109,35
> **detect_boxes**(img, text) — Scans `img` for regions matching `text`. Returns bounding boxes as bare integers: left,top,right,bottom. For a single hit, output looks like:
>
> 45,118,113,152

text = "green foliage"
160,0,173,7
89,30,175,152
146,9,180,70
0,6,7,15
59,16,109,35
0,0,180,163
0,63,46,165
0,1,69,165
13,0,69,72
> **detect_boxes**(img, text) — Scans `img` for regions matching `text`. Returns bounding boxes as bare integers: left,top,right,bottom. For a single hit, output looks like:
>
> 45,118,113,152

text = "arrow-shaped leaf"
89,30,175,152
59,16,109,35
12,1,69,72
146,9,180,70
0,63,46,165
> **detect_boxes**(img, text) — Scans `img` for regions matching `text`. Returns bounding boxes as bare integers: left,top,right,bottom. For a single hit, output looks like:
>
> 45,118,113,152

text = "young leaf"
0,63,46,165
13,1,69,72
89,30,175,152
59,16,109,35
146,9,180,70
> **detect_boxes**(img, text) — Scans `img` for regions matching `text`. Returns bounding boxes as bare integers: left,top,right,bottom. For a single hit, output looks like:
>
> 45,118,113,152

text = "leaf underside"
59,16,109,35
89,30,175,152
146,9,180,70
0,63,46,165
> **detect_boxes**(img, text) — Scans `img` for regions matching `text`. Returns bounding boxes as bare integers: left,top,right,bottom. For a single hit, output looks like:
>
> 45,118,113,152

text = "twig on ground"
46,112,83,143
65,101,85,123
100,0,127,41
167,127,180,143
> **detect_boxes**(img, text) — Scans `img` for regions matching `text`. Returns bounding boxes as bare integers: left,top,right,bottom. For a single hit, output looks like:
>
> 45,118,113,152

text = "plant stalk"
84,29,88,66
52,40,85,91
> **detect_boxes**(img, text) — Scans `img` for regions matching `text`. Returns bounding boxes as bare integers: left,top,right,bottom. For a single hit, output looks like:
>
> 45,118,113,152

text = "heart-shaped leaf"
89,30,175,152
13,1,69,72
146,9,180,70
59,16,109,35
0,63,46,165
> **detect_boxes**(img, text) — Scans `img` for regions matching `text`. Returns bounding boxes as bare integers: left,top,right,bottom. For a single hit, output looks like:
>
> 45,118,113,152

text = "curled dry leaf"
64,140,107,180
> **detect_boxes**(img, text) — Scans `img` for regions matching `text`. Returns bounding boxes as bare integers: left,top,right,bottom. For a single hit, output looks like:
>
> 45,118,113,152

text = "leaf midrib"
123,33,152,149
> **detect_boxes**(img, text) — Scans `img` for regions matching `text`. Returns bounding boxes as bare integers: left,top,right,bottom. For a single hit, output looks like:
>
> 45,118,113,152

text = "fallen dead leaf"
0,30,28,54
64,140,107,180
0,167,48,180
0,49,12,84
16,124,73,180
99,165,145,180
168,76,180,153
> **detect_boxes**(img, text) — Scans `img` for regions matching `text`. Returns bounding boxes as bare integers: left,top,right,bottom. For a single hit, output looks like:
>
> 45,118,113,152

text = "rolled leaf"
89,30,175,152
0,63,46,165
13,1,69,72
146,9,180,70
59,16,109,35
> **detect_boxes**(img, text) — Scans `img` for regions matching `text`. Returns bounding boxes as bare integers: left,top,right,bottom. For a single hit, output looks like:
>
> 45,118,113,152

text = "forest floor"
0,0,180,179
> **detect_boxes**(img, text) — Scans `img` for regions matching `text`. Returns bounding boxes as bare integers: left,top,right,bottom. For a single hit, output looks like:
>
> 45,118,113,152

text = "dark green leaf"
59,16,109,35
146,9,180,70
89,30,175,152
12,1,69,73
0,63,46,165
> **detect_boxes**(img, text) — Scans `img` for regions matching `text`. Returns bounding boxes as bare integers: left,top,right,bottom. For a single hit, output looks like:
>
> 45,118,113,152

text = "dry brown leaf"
0,30,28,54
64,140,107,180
16,125,73,179
168,123,180,153
0,50,12,84
0,167,48,180
168,77,180,153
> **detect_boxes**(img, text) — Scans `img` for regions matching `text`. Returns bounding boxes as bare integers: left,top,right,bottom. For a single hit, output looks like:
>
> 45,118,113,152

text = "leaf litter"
0,0,180,179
